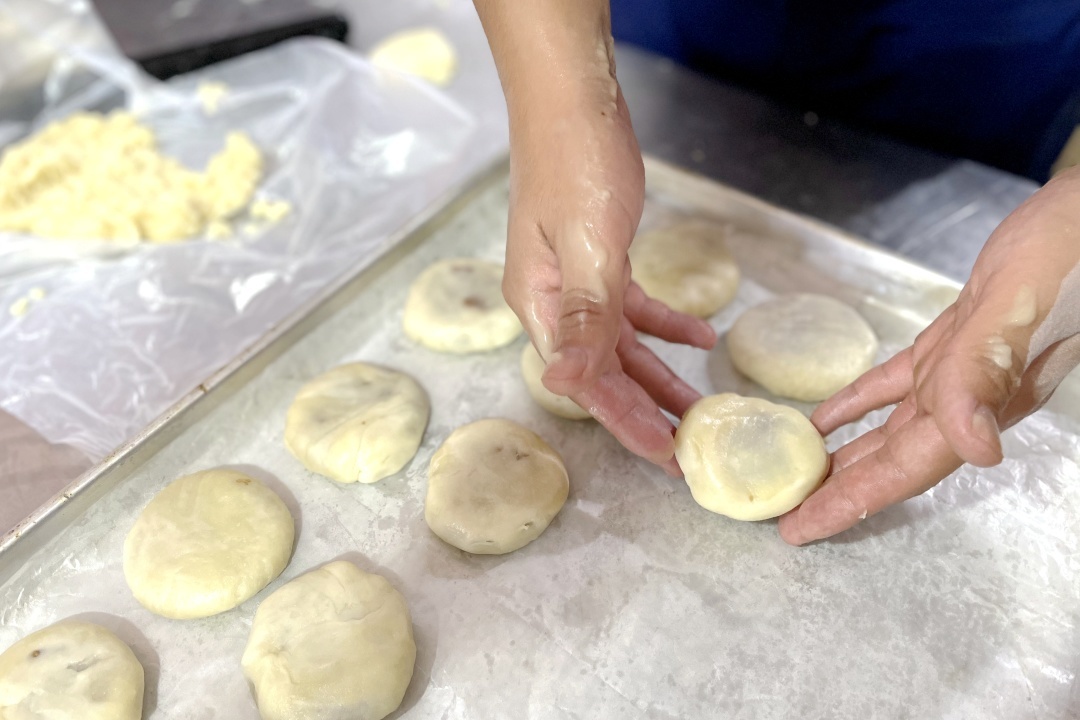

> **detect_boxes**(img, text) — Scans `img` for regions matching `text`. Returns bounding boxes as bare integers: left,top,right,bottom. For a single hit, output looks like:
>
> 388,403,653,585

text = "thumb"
542,223,633,396
919,287,1039,467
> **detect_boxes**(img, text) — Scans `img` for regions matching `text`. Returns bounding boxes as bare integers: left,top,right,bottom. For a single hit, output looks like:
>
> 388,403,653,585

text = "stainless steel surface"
3,0,1044,554
2,158,1077,719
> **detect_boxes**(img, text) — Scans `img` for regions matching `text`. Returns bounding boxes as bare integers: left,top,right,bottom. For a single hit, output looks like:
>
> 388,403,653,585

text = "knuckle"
559,288,608,329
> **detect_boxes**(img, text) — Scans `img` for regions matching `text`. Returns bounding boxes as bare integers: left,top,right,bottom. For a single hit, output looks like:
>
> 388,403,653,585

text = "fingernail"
696,321,718,348
971,406,1001,450
543,347,587,381
777,515,806,546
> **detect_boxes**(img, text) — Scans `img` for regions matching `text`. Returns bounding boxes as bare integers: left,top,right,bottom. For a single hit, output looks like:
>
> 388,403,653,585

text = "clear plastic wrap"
0,0,476,461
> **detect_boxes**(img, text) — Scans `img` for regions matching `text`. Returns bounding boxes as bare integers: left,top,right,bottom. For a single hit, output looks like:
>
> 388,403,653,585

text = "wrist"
476,0,619,133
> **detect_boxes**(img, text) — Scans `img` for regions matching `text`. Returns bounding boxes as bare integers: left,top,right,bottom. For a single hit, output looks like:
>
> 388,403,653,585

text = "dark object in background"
91,0,348,79
134,15,349,80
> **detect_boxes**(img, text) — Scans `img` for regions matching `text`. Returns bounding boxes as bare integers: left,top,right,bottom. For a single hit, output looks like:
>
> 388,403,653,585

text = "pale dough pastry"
675,394,828,521
629,220,740,317
727,293,878,401
285,363,429,484
0,621,144,720
425,419,569,554
370,27,458,86
123,468,294,619
242,561,416,720
0,112,261,242
403,258,522,353
520,343,592,420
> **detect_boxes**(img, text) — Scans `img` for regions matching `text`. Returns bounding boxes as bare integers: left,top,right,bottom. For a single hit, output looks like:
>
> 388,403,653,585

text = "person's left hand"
778,165,1080,545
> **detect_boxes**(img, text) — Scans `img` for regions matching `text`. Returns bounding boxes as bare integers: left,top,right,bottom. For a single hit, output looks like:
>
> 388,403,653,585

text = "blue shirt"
612,0,1080,179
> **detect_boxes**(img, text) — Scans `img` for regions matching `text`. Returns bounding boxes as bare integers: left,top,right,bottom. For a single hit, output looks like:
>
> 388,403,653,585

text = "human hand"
779,166,1080,545
503,67,715,473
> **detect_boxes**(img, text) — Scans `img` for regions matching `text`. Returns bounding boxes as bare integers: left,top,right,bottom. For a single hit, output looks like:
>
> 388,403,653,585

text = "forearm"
472,0,617,127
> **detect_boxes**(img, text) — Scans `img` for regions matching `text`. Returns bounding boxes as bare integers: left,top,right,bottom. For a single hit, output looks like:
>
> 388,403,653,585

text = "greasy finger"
544,222,635,396
616,319,702,418
778,413,962,545
624,281,717,349
573,371,677,465
811,348,914,435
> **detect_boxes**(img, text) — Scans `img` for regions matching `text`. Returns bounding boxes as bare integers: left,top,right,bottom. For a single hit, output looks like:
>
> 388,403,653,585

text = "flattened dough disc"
403,258,522,353
727,293,878,402
520,343,592,420
675,393,828,521
425,419,569,554
123,468,294,619
242,561,416,720
629,220,740,317
285,363,429,484
0,621,144,720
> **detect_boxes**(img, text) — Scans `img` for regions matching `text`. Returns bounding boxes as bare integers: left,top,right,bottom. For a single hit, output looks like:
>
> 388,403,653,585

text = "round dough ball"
285,363,429,484
124,468,294,619
629,221,740,317
0,621,144,720
727,293,878,402
425,419,569,554
675,394,828,521
242,561,416,720
520,343,592,420
403,258,522,353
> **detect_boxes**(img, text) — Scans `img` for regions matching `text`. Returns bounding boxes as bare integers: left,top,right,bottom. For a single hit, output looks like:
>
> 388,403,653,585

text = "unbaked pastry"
0,621,144,720
285,363,429,484
242,561,416,720
520,343,592,420
675,393,828,521
0,112,261,242
727,293,878,401
123,468,294,619
403,258,522,353
425,419,569,554
629,220,740,317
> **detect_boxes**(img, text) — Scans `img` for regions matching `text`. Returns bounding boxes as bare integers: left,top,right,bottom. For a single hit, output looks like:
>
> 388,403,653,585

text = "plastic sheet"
1,165,1078,719
0,0,476,462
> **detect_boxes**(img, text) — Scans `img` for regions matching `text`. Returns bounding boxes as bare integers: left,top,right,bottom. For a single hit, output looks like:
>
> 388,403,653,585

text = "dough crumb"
206,219,233,240
250,198,292,223
196,81,229,115
370,27,458,86
8,297,29,317
0,112,262,243
27,286,45,301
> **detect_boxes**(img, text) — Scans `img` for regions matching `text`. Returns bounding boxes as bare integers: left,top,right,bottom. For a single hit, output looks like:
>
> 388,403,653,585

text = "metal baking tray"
2,157,1078,719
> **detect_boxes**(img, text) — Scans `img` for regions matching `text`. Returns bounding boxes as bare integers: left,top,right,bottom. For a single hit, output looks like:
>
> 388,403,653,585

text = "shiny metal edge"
0,154,512,586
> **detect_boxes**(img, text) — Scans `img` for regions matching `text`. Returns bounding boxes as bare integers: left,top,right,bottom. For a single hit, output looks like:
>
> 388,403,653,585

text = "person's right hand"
502,52,715,474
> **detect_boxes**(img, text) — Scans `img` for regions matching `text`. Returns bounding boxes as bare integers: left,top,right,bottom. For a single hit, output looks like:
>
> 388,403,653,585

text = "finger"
544,227,634,397
829,399,916,473
811,348,914,436
778,413,962,545
616,318,702,418
918,333,1026,469
661,456,683,478
624,282,716,349
573,371,677,465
